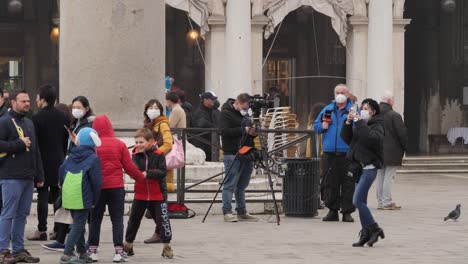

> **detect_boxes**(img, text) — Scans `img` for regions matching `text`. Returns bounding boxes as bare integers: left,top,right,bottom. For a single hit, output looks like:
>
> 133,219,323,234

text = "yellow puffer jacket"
152,116,175,192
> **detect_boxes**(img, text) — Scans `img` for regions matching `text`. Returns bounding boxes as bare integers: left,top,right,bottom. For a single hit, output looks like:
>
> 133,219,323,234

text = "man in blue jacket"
0,90,44,263
314,84,355,222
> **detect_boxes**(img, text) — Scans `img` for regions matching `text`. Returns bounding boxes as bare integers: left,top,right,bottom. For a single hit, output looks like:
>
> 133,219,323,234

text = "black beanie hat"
361,98,380,115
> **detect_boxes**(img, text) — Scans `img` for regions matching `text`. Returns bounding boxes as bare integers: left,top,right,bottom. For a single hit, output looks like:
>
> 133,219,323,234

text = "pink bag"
165,137,185,170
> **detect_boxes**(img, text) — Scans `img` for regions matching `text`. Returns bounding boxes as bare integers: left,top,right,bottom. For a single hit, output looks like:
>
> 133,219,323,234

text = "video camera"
249,94,274,117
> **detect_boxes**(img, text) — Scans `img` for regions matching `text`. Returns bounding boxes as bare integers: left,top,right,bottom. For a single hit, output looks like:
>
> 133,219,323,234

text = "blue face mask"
241,110,249,116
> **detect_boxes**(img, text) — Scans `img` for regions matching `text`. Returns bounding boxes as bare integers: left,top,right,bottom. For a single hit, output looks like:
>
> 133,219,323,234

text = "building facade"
2,0,468,154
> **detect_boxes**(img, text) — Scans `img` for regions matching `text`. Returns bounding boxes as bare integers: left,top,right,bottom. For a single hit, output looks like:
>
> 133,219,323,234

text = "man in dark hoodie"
219,93,258,223
191,92,218,161
0,90,44,263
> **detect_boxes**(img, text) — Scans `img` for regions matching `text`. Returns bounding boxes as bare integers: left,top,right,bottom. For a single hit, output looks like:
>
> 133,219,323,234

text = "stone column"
393,18,411,115
346,16,368,104
224,0,252,100
367,0,393,101
59,0,165,129
205,16,226,100
251,15,268,96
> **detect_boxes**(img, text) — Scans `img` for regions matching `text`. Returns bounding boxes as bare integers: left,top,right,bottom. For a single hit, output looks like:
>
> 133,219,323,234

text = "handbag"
168,202,196,219
165,137,185,170
155,122,185,170
347,161,363,183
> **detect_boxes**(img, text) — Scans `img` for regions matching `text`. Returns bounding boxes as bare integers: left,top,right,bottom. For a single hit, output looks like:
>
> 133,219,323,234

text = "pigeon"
444,204,461,221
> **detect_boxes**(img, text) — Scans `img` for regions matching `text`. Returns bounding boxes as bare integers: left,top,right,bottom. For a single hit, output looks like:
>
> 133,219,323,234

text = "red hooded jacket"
92,115,145,189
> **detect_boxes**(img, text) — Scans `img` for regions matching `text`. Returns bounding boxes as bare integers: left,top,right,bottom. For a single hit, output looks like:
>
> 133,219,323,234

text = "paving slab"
20,173,468,264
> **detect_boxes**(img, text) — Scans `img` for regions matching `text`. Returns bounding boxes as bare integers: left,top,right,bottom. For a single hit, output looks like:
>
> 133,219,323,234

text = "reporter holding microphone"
340,98,385,247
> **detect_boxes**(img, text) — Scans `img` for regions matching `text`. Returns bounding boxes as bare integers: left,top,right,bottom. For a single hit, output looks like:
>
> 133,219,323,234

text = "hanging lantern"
441,0,456,13
187,29,199,41
7,0,23,15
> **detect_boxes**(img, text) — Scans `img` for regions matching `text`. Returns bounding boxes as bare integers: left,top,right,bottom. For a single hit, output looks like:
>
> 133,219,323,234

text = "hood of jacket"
221,98,237,113
92,114,114,138
379,102,392,115
68,146,97,163
367,113,385,127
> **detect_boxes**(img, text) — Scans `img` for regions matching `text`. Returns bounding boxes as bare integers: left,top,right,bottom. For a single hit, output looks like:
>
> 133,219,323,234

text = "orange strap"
239,146,252,155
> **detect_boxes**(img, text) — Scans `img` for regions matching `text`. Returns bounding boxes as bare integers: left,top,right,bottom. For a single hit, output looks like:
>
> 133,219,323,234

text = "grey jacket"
379,103,407,166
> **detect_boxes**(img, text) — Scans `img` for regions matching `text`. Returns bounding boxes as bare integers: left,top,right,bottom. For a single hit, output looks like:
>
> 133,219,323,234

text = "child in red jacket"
123,128,173,258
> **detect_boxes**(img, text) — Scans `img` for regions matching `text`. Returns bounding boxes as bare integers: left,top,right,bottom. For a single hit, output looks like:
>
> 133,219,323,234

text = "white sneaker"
237,213,259,222
223,213,238,222
88,249,99,262
113,250,128,263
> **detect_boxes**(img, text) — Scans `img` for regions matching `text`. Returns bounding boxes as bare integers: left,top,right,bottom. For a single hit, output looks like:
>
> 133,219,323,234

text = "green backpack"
62,171,85,210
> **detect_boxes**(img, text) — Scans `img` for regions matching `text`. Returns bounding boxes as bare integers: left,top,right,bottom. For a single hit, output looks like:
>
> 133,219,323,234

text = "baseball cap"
200,91,218,100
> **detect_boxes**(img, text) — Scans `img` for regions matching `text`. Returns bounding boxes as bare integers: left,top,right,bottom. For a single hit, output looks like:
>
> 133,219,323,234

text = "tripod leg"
202,154,239,223
264,164,281,225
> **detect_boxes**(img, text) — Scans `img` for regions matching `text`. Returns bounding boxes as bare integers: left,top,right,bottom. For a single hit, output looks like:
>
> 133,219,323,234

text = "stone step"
397,169,468,174
403,156,468,164
399,163,468,170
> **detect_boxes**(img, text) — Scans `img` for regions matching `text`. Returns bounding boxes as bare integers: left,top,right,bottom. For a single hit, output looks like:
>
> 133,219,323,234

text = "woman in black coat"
340,98,385,247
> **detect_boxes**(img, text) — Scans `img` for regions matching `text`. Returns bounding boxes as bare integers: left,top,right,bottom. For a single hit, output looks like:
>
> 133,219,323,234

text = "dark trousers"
321,153,355,214
125,200,172,243
55,223,69,244
88,188,125,247
64,209,89,256
37,185,61,232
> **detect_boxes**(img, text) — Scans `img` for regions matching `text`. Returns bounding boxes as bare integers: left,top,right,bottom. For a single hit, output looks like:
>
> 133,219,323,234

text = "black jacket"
219,99,255,155
67,115,95,154
379,103,407,166
0,103,7,118
33,105,70,186
0,110,44,182
192,104,216,129
340,115,385,169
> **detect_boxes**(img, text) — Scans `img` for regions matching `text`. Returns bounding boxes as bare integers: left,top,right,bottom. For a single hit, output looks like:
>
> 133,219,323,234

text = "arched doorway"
263,6,347,128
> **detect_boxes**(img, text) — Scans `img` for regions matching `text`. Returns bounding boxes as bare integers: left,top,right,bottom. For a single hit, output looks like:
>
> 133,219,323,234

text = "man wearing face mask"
219,93,258,222
314,84,356,222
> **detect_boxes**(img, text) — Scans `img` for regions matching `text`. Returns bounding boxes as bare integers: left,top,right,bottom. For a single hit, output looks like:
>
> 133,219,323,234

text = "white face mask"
360,110,370,120
240,109,249,116
72,109,84,119
147,109,161,120
335,94,347,104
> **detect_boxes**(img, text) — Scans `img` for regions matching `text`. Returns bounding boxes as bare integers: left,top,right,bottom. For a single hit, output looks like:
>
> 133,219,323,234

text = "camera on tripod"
249,94,274,117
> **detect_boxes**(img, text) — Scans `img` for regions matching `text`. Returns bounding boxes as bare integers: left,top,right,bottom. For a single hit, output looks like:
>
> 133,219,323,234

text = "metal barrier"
171,127,319,205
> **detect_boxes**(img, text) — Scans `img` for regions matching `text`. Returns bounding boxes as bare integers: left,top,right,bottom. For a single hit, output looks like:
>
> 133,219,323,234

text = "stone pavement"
22,173,468,264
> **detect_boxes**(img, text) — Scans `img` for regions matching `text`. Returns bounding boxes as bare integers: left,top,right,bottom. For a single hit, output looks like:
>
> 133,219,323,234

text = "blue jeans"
222,155,254,215
64,209,89,256
0,179,34,253
353,169,377,229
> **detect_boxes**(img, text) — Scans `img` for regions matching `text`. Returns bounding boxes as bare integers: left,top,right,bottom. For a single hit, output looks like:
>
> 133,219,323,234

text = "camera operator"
314,84,355,222
219,93,259,223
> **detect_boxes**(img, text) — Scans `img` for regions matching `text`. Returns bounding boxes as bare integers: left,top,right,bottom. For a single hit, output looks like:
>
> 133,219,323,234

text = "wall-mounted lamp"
50,26,60,45
7,0,23,15
441,0,456,13
188,29,199,41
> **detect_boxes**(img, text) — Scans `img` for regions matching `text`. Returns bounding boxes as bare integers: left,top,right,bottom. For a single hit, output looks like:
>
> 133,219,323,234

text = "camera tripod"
202,113,281,225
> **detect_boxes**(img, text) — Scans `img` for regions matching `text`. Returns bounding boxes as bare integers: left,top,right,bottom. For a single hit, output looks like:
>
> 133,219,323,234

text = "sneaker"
161,245,174,259
87,248,99,262
382,203,402,210
237,213,259,222
113,249,128,263
0,250,16,264
79,254,93,264
223,213,238,222
143,233,161,244
123,242,134,257
49,231,57,241
12,249,40,263
42,241,65,252
60,255,85,264
27,231,47,241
